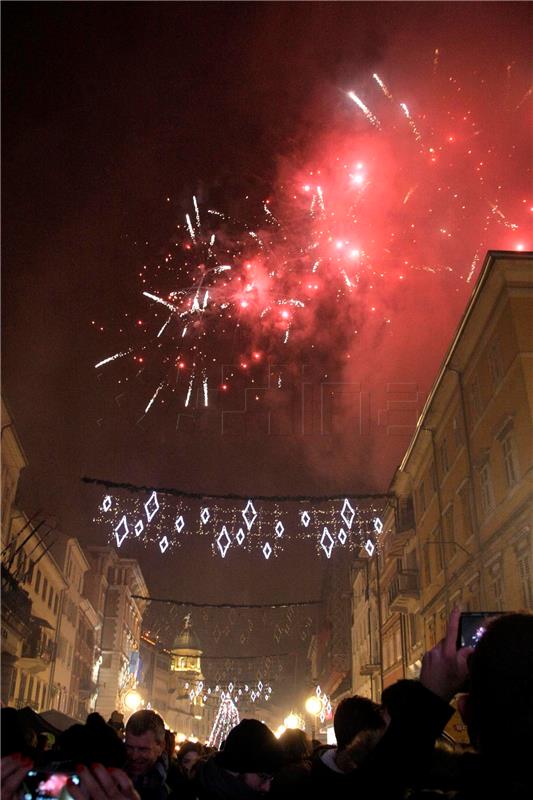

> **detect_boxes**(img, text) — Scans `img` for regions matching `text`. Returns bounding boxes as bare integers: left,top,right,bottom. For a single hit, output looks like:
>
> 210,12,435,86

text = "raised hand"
1,754,33,800
420,607,473,701
68,764,140,800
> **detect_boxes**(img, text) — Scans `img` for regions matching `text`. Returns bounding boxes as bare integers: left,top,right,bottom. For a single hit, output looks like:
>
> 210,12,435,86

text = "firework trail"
94,57,531,421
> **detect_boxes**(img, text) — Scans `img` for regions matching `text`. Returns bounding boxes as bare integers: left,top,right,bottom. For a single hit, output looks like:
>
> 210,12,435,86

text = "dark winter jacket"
308,681,454,800
190,754,264,800
132,757,172,800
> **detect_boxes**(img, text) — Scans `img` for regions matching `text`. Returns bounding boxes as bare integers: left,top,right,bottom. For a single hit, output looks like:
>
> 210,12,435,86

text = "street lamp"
124,689,143,713
305,695,321,741
284,712,300,730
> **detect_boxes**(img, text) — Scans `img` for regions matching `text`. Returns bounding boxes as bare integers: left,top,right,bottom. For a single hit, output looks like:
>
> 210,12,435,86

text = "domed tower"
170,613,203,677
168,614,207,737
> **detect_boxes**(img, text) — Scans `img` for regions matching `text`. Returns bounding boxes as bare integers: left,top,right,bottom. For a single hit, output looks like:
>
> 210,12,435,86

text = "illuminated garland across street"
181,677,273,705
93,485,386,559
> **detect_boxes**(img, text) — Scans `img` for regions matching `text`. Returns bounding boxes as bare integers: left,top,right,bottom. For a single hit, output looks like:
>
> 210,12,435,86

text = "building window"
499,430,519,487
418,481,426,516
458,481,474,539
26,560,35,585
430,463,437,492
48,587,54,609
19,673,27,702
35,570,41,594
453,415,463,448
423,544,432,584
443,504,455,558
516,551,532,608
479,462,495,515
469,376,482,421
488,561,504,611
440,439,449,475
54,594,59,615
487,339,503,388
409,613,419,647
434,530,444,574
42,577,48,601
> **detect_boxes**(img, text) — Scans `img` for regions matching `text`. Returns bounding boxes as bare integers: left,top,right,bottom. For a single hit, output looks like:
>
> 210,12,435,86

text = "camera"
456,611,504,649
23,762,80,800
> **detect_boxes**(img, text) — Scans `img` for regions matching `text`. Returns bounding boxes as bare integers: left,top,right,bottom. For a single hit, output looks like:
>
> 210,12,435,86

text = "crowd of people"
2,609,532,799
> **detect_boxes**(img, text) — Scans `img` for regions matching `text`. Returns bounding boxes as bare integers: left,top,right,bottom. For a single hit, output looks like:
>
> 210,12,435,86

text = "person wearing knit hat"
192,719,284,797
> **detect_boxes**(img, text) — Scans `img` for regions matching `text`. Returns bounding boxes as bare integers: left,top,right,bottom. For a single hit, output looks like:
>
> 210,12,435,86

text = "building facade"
86,545,148,721
351,251,533,702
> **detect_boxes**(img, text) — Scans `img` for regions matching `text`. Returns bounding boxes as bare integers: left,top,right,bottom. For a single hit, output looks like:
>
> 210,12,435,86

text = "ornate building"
352,250,533,704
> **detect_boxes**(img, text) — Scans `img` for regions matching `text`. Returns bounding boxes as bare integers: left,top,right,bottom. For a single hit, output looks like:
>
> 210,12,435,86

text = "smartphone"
23,764,80,800
456,611,504,649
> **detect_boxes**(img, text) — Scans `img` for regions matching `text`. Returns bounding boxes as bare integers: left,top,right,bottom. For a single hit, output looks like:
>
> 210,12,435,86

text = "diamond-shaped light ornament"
228,682,234,693
216,526,231,558
250,691,256,702
159,536,169,553
365,538,375,557
374,517,383,534
144,491,160,523
341,498,355,529
134,520,144,537
320,527,334,558
236,528,245,545
114,516,129,548
257,681,263,692
242,500,258,531
338,528,347,545
263,542,272,560
300,510,311,528
175,515,185,533
275,521,284,538
200,507,210,525
102,495,112,512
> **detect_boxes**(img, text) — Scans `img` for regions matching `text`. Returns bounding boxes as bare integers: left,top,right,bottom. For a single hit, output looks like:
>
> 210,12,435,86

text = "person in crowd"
124,710,171,800
57,714,126,768
191,718,284,797
163,730,176,764
175,741,204,778
270,728,312,797
108,711,125,738
309,695,386,793
0,708,36,758
166,738,200,799
451,611,533,800
36,732,55,752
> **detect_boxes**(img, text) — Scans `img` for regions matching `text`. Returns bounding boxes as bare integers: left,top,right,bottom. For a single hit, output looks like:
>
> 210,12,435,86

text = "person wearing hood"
192,719,284,798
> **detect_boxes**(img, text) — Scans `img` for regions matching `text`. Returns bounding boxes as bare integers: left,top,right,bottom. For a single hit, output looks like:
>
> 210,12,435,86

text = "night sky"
2,2,531,703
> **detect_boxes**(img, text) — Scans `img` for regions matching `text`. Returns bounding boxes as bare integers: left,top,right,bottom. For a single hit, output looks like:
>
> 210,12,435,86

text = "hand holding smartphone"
456,611,504,650
23,763,80,800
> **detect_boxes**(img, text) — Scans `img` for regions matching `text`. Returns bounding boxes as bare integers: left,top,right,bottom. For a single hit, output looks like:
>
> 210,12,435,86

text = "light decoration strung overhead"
310,685,333,725
208,695,240,749
242,500,258,531
320,527,335,559
96,487,386,559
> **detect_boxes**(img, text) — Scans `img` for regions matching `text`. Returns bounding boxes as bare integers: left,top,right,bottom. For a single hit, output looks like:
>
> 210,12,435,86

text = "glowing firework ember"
94,56,530,421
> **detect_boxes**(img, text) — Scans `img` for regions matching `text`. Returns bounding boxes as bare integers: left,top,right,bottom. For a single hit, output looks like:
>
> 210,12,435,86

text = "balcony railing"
20,634,55,665
79,678,97,696
13,698,40,711
388,570,420,613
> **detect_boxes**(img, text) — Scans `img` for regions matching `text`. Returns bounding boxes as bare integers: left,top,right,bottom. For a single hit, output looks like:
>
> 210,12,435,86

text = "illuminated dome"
172,625,203,653
170,615,203,673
